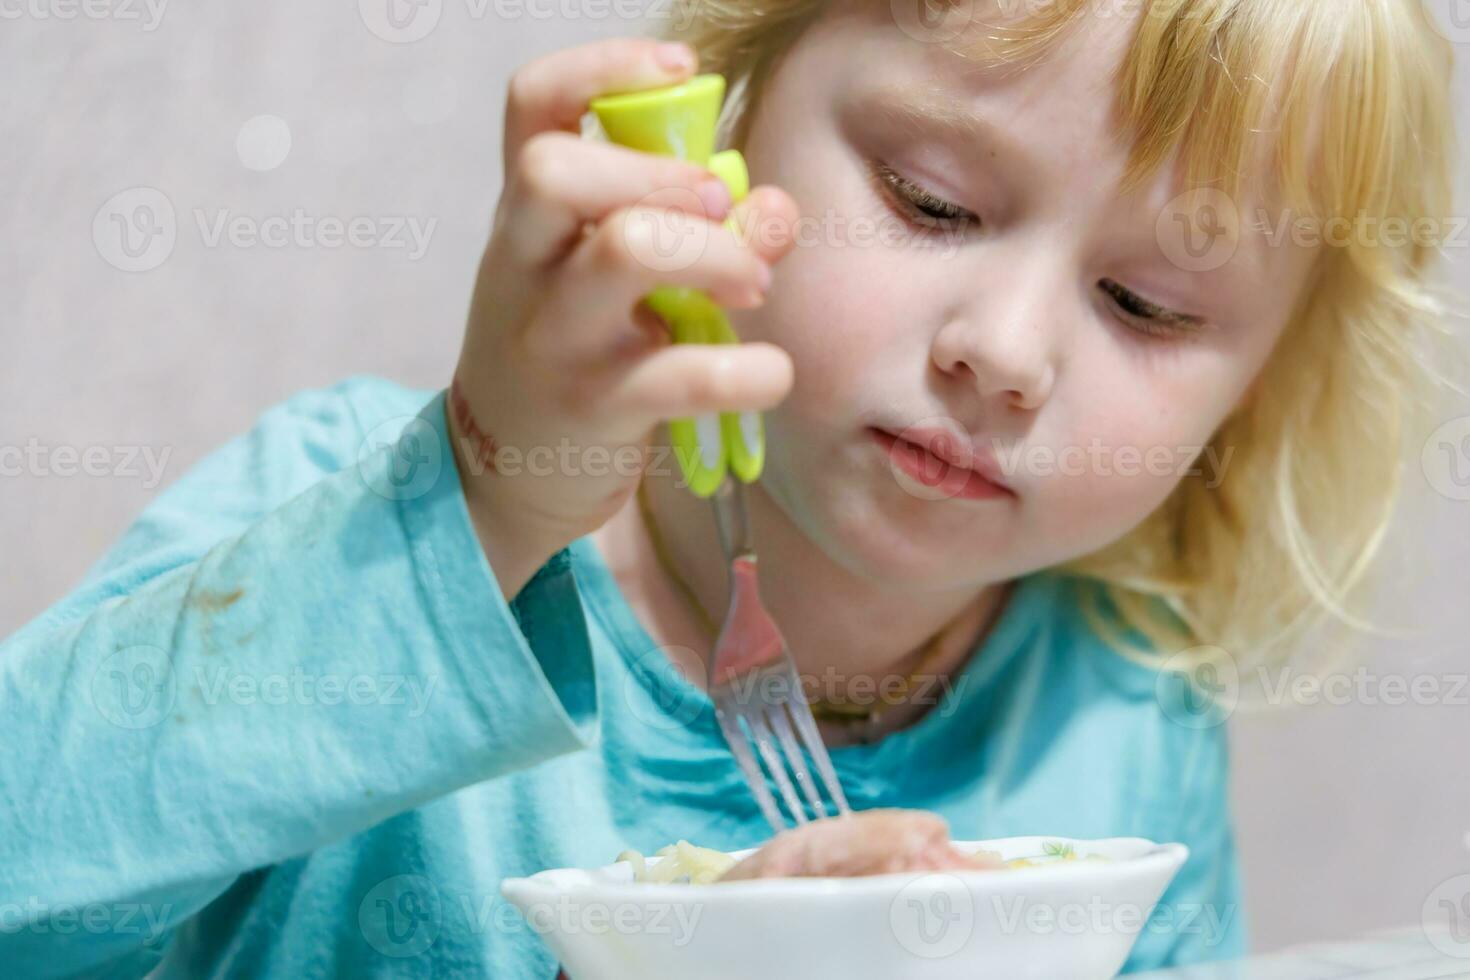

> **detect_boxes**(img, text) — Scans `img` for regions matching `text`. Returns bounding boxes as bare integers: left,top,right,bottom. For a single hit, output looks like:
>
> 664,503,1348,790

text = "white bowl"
502,836,1188,980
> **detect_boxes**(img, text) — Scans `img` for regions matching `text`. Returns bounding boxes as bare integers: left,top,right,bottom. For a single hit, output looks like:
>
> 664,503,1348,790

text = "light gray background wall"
2,0,1467,957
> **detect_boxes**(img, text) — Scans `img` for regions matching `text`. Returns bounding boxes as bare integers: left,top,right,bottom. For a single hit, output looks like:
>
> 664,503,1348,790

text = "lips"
872,426,1014,501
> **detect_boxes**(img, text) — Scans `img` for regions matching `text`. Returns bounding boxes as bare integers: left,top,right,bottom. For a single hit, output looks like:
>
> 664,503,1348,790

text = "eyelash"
869,160,976,229
1097,279,1206,339
870,160,1206,340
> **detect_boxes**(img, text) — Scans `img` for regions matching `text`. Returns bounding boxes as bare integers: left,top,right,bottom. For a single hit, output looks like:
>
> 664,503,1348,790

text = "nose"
930,269,1060,412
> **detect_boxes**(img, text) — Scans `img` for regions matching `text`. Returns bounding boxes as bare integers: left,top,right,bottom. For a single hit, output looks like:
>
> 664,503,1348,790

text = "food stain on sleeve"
190,588,245,613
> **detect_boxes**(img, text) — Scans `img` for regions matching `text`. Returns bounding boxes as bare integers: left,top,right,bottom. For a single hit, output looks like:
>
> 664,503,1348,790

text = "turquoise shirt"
0,377,1246,978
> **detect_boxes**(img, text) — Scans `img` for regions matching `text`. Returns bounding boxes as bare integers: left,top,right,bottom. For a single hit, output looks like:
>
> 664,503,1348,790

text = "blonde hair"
659,0,1462,685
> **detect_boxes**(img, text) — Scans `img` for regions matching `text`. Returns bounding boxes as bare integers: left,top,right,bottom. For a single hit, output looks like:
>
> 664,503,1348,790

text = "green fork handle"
588,74,765,498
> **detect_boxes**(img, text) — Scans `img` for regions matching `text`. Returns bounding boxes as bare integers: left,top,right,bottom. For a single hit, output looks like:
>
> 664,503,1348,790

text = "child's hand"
452,37,797,598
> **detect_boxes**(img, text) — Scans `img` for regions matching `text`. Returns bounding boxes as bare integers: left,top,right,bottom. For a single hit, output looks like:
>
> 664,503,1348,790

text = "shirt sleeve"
0,380,599,978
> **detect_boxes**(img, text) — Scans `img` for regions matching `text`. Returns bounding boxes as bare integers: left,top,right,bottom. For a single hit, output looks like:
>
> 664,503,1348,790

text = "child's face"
730,3,1317,590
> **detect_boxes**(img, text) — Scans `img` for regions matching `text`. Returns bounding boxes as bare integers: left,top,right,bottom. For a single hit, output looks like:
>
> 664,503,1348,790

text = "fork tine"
746,709,808,825
704,478,850,829
769,701,826,819
715,702,785,832
786,696,852,816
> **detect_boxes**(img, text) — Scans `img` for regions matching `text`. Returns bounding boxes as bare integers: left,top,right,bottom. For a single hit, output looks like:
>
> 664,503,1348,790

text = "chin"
764,422,1026,587
788,469,1015,592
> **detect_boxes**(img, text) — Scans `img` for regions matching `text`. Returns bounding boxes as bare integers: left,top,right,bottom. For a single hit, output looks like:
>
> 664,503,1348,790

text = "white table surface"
1133,925,1470,979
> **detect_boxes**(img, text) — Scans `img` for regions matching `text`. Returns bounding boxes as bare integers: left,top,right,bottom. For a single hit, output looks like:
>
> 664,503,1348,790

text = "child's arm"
448,36,794,597
0,381,597,977
0,36,796,976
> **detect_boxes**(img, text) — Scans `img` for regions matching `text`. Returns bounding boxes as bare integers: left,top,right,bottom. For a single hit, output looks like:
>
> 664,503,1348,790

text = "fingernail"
695,178,731,219
656,43,694,73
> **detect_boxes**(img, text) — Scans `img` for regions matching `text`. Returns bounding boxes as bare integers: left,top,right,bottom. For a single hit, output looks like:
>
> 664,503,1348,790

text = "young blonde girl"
0,0,1457,976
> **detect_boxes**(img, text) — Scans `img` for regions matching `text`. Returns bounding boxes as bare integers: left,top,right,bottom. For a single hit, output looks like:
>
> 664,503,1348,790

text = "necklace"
634,479,954,736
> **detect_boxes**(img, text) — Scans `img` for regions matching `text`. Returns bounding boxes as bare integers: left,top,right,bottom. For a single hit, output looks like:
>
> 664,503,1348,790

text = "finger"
628,297,673,348
723,184,804,269
541,207,773,354
600,342,794,420
500,134,733,266
503,37,697,175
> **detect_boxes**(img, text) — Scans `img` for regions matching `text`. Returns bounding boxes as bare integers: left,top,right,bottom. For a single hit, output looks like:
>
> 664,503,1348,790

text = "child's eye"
1098,278,1207,339
869,160,977,230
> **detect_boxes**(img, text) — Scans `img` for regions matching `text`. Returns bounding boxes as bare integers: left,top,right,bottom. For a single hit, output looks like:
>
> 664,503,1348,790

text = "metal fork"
706,477,851,831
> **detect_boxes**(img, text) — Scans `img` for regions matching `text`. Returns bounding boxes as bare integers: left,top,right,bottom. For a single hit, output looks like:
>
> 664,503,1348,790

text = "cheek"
1025,354,1242,549
732,239,914,414
736,88,939,416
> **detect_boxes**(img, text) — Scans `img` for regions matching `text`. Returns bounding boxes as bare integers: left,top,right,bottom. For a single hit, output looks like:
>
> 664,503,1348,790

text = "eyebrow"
863,89,1030,170
863,88,1270,287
